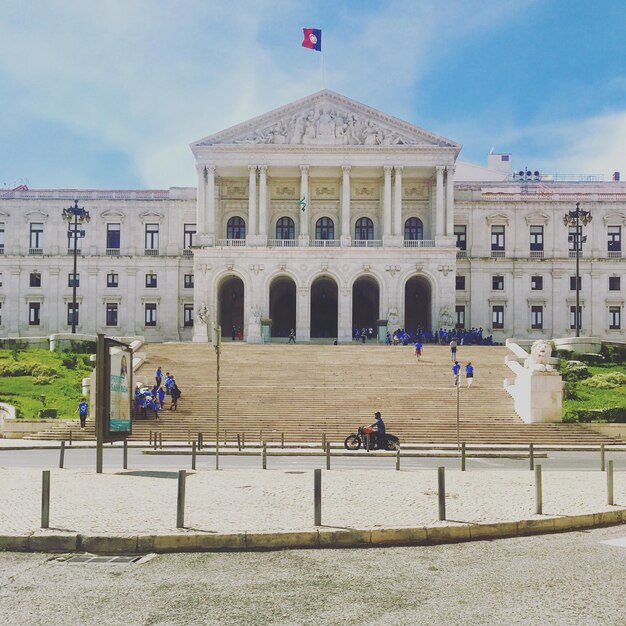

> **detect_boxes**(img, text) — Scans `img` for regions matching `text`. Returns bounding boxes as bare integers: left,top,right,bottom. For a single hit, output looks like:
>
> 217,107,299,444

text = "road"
0,447,624,472
0,525,624,625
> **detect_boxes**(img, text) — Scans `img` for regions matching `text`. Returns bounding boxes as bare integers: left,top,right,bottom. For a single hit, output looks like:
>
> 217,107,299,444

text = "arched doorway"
352,276,379,333
404,276,431,332
269,276,296,338
310,276,338,338
219,276,244,339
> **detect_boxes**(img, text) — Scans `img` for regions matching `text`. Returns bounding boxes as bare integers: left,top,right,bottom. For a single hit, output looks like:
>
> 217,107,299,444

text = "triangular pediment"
192,90,460,152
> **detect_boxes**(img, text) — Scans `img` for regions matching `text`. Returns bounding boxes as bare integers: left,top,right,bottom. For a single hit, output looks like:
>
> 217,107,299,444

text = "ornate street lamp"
563,202,592,337
62,200,90,333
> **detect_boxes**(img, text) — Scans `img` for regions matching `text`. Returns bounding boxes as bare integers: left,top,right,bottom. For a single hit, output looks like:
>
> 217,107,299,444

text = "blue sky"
2,0,626,189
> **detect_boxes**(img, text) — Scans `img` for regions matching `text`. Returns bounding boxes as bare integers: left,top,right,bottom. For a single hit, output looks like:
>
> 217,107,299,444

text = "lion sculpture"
524,340,555,372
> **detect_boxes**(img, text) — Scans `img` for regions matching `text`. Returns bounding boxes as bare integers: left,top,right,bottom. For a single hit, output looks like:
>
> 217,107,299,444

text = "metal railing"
268,239,298,248
310,239,340,247
182,249,194,257
403,239,435,248
456,250,467,259
352,240,383,248
29,248,43,256
491,250,505,258
145,249,160,256
217,239,246,247
106,248,120,256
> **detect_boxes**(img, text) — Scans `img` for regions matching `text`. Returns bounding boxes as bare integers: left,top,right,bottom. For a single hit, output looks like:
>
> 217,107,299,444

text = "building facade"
0,90,624,343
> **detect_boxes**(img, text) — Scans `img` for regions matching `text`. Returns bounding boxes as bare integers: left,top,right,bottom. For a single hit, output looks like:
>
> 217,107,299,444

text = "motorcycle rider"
369,411,386,449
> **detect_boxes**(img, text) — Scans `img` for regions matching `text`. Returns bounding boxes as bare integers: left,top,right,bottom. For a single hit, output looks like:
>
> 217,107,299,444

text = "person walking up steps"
414,341,422,360
465,362,474,387
450,339,458,361
78,397,88,430
452,361,461,386
155,365,162,388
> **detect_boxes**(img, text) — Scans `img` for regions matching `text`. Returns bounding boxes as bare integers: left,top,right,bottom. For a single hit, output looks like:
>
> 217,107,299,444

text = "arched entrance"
218,276,244,339
310,276,338,338
269,276,296,338
404,276,431,332
352,276,379,332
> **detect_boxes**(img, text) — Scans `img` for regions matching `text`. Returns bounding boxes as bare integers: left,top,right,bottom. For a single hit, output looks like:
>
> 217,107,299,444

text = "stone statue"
524,340,555,372
439,306,453,328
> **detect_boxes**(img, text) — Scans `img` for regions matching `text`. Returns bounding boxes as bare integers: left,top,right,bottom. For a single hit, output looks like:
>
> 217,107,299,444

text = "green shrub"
577,353,605,365
601,343,626,364
580,372,626,389
564,406,626,423
561,361,591,382
34,375,56,385
61,355,78,369
37,408,58,418
563,382,581,400
556,349,573,361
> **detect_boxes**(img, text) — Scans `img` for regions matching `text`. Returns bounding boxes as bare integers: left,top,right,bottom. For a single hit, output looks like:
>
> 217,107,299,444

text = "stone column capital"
384,165,393,175
207,164,216,174
436,165,445,176
342,165,351,175
248,165,258,173
394,165,404,174
259,165,268,174
300,164,309,174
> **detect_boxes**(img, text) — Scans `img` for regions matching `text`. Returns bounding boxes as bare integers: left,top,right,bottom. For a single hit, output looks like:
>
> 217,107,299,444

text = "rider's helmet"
374,411,381,419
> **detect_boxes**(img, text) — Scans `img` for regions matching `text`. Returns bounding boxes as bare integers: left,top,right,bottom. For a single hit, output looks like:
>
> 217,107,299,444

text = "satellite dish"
534,171,540,177
519,171,525,177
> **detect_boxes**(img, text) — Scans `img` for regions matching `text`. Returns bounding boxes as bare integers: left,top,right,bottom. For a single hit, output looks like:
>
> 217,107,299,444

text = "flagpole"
321,50,325,89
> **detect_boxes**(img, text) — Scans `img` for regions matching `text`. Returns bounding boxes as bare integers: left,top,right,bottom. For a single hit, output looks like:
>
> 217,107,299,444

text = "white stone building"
0,90,624,343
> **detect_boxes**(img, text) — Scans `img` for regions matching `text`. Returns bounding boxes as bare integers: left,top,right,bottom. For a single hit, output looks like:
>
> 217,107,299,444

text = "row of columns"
197,164,455,241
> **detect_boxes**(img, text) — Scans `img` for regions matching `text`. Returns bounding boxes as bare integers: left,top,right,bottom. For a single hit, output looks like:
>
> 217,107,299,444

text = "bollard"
153,432,157,451
149,431,153,446
242,432,246,449
366,434,370,453
326,442,331,470
260,429,263,446
396,446,400,471
187,429,191,445
176,470,186,529
322,433,326,450
123,439,128,470
535,464,542,514
607,460,614,505
262,442,267,469
198,432,203,451
191,442,197,471
438,467,446,521
224,430,227,446
314,468,321,526
600,443,605,472
461,442,466,472
69,430,73,446
529,443,534,471
281,432,285,448
159,432,163,449
237,433,242,452
41,470,50,529
59,441,65,469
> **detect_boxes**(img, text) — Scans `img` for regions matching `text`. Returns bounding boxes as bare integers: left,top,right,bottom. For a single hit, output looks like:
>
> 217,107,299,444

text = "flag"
302,28,322,51
299,197,307,212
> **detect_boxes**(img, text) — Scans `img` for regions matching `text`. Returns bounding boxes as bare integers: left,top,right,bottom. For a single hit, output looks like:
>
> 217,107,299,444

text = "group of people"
385,327,495,346
354,327,375,342
133,366,182,420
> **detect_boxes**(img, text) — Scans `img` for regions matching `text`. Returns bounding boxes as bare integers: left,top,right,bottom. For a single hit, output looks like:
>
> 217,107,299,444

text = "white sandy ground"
0,467,624,535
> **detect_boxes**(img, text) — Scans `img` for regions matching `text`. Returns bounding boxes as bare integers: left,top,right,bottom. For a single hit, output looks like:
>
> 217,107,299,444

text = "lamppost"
563,202,592,337
62,200,90,333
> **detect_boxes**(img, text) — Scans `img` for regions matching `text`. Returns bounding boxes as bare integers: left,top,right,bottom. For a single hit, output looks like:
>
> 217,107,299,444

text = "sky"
2,0,626,189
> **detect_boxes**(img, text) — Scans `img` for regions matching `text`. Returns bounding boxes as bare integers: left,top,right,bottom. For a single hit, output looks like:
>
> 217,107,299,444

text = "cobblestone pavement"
0,467,624,535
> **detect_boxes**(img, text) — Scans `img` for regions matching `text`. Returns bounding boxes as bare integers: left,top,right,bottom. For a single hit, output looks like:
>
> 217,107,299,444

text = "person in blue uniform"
369,411,386,449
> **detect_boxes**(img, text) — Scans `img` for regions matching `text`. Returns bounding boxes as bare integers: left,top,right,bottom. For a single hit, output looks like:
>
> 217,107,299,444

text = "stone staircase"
26,342,623,445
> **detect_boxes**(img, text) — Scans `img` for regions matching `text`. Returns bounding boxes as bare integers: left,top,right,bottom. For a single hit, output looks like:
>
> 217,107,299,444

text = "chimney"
487,153,512,174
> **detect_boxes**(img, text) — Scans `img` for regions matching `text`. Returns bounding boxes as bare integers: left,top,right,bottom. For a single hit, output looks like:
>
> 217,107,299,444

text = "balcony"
530,250,544,259
144,249,160,256
403,239,435,248
182,249,194,257
310,239,340,247
352,240,383,248
268,239,298,248
491,250,505,258
29,248,43,256
217,239,246,247
106,248,120,256
67,248,84,256
608,250,622,259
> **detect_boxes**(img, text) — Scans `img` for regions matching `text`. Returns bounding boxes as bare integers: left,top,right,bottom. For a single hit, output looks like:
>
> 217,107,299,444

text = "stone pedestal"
509,367,563,423
247,320,262,343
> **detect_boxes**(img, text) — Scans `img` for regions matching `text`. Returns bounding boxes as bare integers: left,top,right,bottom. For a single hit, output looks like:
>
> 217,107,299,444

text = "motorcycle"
344,425,400,451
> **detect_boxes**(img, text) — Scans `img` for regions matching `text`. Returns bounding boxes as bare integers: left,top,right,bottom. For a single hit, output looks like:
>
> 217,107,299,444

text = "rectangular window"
29,302,41,326
531,305,544,330
67,303,79,327
609,306,621,330
67,223,84,252
184,304,194,327
492,275,504,290
29,272,42,287
568,225,583,252
570,276,582,291
0,302,2,325
570,305,582,330
455,305,465,329
30,223,44,250
106,303,118,327
0,272,3,287
491,225,505,251
609,276,621,291
455,275,465,290
492,305,505,329
107,273,119,288
68,273,79,288
0,222,5,252
454,225,466,251
145,303,157,326
145,273,158,288
145,224,159,250
184,224,196,249
529,225,544,251
608,226,621,252
531,275,543,290
106,223,121,249
184,274,194,289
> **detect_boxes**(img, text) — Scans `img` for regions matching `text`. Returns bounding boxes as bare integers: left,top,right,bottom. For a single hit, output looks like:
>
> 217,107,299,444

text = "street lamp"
563,202,592,337
62,200,90,333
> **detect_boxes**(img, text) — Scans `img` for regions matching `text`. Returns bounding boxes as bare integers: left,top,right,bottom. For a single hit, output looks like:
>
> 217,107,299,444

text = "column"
196,165,206,235
206,165,216,243
248,165,257,239
299,165,309,241
341,165,351,244
296,286,310,342
338,286,352,343
258,165,267,240
435,166,445,238
383,166,392,239
445,166,455,236
393,166,403,236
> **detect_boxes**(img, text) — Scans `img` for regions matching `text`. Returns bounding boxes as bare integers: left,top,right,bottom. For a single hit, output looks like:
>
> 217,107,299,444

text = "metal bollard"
366,434,370,452
159,432,163,449
191,442,196,471
176,470,186,529
260,429,263,446
600,443,605,472
396,446,400,471
529,443,534,471
438,467,446,521
224,430,227,446
237,433,242,452
326,442,331,470
187,429,191,445
242,432,245,449
198,432,203,451
535,464,542,514
461,442,466,472
41,470,50,529
149,431,153,446
153,432,157,451
262,442,267,469
281,432,285,448
123,439,128,470
69,430,73,446
322,433,326,450
59,441,65,469
607,460,614,505
314,468,321,526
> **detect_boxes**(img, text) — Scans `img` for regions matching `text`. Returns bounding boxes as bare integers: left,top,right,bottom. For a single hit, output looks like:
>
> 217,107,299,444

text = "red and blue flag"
302,28,322,51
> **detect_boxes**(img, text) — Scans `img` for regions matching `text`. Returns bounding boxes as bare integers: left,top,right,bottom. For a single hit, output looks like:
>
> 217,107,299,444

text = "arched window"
227,216,246,239
276,216,295,240
355,217,374,240
404,217,424,240
315,217,334,241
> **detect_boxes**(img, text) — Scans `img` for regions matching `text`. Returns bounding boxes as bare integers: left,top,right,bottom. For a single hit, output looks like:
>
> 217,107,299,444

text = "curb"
1,509,623,554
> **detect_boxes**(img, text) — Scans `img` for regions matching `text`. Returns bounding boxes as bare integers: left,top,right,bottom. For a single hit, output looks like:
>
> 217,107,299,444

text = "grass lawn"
0,349,92,419
563,362,626,418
